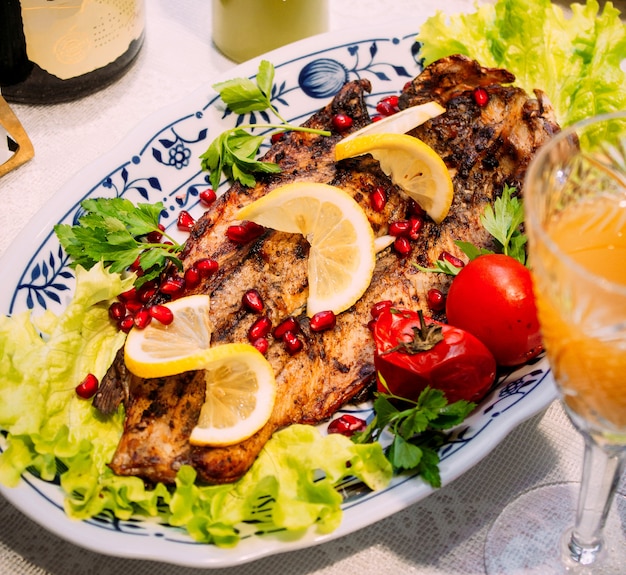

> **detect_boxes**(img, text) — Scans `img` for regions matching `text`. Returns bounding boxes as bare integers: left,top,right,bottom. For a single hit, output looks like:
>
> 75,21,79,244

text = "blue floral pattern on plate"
0,24,557,569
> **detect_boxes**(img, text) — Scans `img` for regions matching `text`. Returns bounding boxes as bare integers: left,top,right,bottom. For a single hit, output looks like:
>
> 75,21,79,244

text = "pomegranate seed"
76,373,99,399
137,281,157,303
248,316,272,341
133,307,152,329
408,199,426,218
242,289,264,313
439,251,465,269
473,87,489,107
177,210,195,231
273,316,299,340
184,266,201,289
226,221,265,244
118,287,137,303
394,236,412,256
327,414,367,437
408,217,423,240
199,188,216,206
108,301,126,321
371,115,383,123
383,95,399,108
270,132,285,144
376,100,397,116
195,258,219,277
129,256,143,272
309,310,336,332
389,220,411,237
332,113,353,132
283,331,303,355
125,300,143,315
159,276,185,296
370,300,393,319
252,337,269,354
149,304,174,325
146,223,165,243
371,187,387,212
118,315,135,333
427,288,446,312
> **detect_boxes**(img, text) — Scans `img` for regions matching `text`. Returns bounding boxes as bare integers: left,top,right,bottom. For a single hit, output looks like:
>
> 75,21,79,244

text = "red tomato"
445,254,542,366
372,307,496,404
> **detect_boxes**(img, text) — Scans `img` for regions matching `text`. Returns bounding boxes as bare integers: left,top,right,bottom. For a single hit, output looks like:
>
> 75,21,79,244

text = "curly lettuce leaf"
168,425,392,546
416,0,626,128
0,262,133,486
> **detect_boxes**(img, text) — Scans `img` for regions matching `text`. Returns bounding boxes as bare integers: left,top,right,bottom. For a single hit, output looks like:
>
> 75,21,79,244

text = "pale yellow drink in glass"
212,0,329,63
486,111,626,573
533,193,626,434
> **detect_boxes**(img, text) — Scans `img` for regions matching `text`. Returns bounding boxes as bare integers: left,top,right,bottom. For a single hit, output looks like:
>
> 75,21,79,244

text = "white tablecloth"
1,1,624,574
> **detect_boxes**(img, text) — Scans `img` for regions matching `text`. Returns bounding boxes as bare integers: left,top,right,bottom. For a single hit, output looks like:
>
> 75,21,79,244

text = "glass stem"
564,434,626,566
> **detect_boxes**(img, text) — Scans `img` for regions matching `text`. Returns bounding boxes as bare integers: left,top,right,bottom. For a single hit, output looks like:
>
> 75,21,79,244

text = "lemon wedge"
341,101,445,143
124,294,212,378
335,133,454,224
236,182,376,317
189,343,276,447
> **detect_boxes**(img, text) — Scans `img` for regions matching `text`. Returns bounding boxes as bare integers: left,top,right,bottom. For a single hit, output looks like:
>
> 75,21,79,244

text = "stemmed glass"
485,111,626,574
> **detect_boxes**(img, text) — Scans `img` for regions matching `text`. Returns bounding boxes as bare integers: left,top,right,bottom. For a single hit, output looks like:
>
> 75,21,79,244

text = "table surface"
1,1,625,574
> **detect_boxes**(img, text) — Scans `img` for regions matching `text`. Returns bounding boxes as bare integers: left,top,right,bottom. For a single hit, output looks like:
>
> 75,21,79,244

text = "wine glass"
485,111,626,574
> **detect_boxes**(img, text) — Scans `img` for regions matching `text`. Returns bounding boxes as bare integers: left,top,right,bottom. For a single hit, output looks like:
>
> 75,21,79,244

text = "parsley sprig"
54,197,183,286
415,184,527,275
200,60,331,190
353,385,475,488
467,183,526,263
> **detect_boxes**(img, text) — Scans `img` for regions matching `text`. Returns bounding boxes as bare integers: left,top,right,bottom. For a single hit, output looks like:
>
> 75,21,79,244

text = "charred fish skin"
109,79,381,485
98,80,375,419
93,347,129,416
108,370,206,484
109,56,561,486
400,54,560,278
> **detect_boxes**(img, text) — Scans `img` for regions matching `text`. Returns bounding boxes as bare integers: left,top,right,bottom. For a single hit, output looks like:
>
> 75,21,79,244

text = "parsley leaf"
201,60,331,190
353,384,475,488
201,128,281,190
454,241,493,262
479,184,526,264
212,60,285,121
413,258,464,276
54,197,183,286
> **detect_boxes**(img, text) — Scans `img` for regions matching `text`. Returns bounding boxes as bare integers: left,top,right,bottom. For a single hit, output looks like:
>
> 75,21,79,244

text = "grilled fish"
107,55,560,485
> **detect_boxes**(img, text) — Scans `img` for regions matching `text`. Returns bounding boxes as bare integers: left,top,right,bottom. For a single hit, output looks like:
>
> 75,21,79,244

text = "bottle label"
20,0,144,80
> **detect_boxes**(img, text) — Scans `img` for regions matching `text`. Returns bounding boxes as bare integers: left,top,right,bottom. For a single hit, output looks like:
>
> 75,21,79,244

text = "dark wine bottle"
0,0,145,104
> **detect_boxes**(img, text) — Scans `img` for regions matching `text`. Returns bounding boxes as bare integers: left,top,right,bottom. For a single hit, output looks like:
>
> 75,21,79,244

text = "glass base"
484,483,626,574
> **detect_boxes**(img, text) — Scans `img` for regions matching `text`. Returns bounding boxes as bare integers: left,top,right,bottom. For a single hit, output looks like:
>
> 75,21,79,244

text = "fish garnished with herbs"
98,54,559,486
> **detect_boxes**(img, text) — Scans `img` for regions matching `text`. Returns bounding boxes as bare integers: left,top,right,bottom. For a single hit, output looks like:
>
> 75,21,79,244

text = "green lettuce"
0,264,391,545
416,0,626,128
0,262,132,486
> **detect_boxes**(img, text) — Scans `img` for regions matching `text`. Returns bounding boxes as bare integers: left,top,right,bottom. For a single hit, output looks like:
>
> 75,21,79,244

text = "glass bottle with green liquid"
212,0,329,63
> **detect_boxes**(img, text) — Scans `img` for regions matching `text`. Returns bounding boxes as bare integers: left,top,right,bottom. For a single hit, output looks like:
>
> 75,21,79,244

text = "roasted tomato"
372,307,496,404
445,254,542,366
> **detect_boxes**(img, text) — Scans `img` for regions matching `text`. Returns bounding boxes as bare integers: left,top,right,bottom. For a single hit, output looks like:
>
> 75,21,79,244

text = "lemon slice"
189,343,276,446
236,182,376,317
124,294,212,378
335,133,453,224
341,101,445,143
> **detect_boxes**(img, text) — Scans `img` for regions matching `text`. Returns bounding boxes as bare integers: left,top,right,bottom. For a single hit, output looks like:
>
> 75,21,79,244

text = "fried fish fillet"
107,55,559,485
